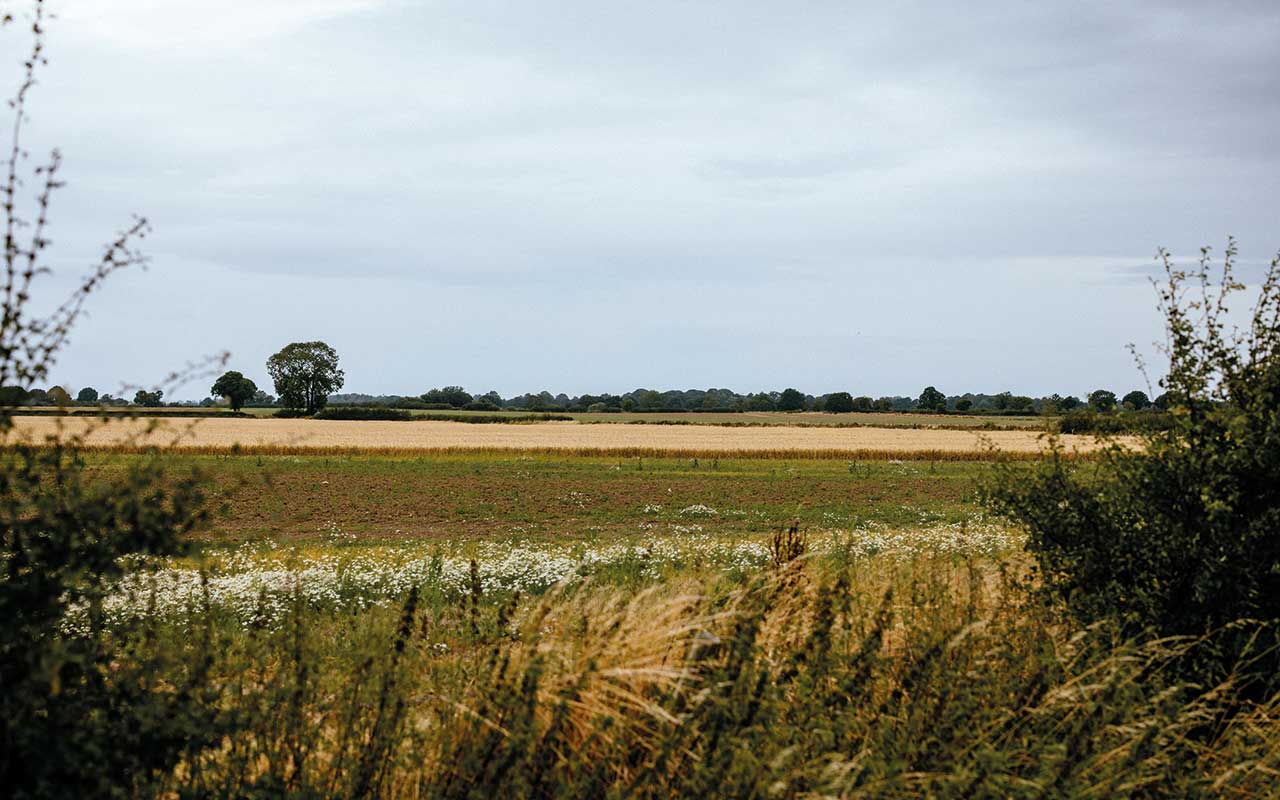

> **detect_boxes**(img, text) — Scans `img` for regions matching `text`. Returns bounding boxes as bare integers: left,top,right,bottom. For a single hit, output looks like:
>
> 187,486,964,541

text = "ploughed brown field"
8,416,1113,458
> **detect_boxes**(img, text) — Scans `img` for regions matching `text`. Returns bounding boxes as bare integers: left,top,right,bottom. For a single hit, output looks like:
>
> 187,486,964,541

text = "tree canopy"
133,389,163,407
267,342,344,414
211,371,258,411
1088,389,1118,412
823,392,854,413
777,388,805,411
1122,390,1151,410
917,386,947,412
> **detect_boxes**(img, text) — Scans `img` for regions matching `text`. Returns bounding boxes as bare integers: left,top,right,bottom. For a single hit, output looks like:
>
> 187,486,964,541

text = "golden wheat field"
7,416,1115,458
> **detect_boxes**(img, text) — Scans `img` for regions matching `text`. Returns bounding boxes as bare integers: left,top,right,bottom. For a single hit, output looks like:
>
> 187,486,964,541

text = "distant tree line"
1,338,1173,418
321,381,1173,416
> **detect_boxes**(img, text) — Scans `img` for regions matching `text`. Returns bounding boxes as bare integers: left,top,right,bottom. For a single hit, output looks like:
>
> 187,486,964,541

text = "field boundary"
53,443,1084,461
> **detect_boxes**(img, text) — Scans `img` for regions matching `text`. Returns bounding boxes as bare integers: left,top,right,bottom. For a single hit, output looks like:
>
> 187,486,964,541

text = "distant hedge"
1056,409,1174,435
7,408,252,419
313,407,413,421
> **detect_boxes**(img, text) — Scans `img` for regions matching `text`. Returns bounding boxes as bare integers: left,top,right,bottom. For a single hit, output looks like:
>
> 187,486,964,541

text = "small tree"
267,341,344,414
916,386,947,412
1087,389,1117,412
75,386,97,404
133,389,163,407
823,392,854,413
210,370,258,411
777,388,805,412
46,385,70,406
954,398,973,412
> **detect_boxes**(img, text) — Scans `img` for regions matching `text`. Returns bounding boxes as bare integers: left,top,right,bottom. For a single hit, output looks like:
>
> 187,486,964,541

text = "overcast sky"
15,0,1280,399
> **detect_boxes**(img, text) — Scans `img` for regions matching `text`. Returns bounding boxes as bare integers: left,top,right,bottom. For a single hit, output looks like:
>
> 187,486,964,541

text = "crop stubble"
10,416,1110,458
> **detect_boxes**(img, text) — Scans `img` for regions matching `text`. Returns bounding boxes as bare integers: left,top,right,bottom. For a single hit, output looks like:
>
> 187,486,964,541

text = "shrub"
985,240,1280,694
274,407,313,418
0,8,229,792
314,406,413,421
1055,408,1173,434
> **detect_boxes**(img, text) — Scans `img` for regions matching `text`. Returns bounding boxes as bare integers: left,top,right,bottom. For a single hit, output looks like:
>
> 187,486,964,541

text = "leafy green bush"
273,407,313,418
985,240,1280,693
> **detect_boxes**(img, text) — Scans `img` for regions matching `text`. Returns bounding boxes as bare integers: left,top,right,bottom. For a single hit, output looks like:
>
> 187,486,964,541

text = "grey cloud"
12,0,1279,398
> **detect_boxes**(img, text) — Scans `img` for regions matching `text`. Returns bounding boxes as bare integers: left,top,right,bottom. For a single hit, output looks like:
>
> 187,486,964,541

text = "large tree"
916,385,947,412
267,341,344,414
133,389,163,407
823,392,854,413
211,370,258,411
1088,389,1118,412
1122,389,1151,410
777,387,805,411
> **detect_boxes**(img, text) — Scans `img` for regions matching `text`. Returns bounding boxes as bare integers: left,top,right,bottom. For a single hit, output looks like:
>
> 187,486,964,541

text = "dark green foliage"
986,241,1280,693
777,388,805,411
1087,388,1117,411
823,392,854,413
210,370,258,411
0,443,225,798
1055,408,1173,434
75,386,98,403
1122,389,1151,410
917,385,946,412
421,386,474,407
133,389,163,407
994,391,1035,412
953,397,972,412
744,392,777,411
267,341,344,413
314,406,413,421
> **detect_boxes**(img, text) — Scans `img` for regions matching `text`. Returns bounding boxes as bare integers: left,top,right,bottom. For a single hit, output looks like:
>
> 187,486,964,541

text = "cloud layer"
15,0,1280,397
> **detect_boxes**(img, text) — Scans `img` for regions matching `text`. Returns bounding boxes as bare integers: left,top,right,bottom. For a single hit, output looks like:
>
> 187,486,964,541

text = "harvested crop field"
10,416,1110,458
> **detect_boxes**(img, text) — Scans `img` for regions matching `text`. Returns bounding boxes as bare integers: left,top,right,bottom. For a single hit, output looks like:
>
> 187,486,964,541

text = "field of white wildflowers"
68,518,1020,632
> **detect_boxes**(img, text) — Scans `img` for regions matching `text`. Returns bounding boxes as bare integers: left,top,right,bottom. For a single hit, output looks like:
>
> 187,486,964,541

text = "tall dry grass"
144,545,1278,798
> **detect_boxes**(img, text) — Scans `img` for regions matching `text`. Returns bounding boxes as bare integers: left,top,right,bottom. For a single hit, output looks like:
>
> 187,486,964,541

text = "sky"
13,0,1280,400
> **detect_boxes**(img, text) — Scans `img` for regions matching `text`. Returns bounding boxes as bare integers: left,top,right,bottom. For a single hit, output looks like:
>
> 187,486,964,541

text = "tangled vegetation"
986,242,1280,696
